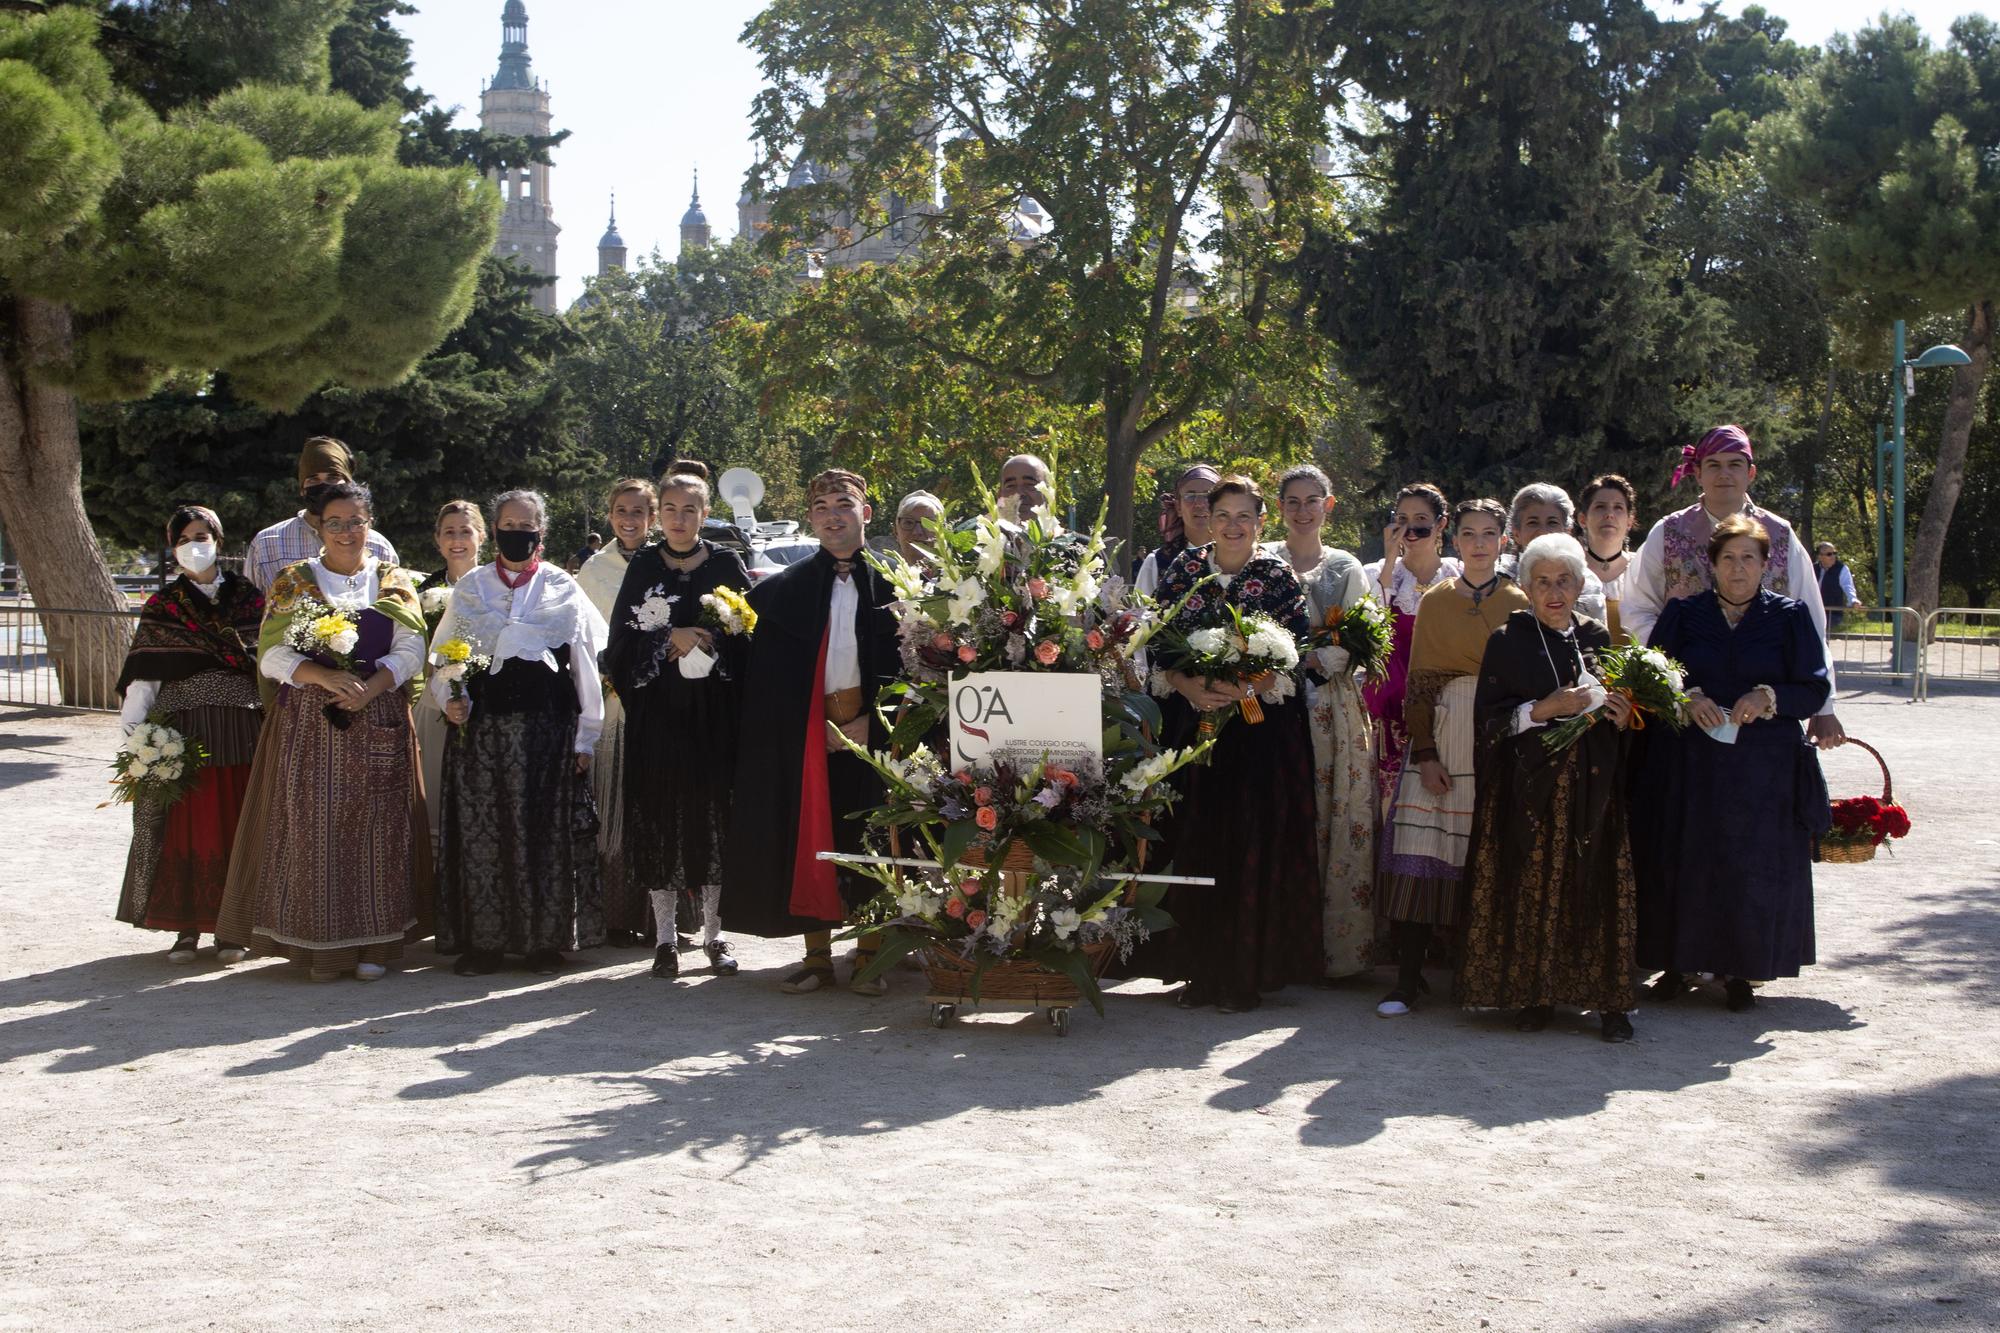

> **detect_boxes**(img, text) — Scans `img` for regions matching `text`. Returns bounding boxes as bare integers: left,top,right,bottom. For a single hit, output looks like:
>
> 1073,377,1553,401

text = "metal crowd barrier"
1825,606,1923,696
1915,607,2000,701
0,603,142,712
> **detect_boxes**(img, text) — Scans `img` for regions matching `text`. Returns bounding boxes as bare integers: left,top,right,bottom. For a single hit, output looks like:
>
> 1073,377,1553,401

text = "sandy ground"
1,688,1995,1332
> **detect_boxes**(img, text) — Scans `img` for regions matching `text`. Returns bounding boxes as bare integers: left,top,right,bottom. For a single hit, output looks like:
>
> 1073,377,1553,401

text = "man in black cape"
723,468,902,994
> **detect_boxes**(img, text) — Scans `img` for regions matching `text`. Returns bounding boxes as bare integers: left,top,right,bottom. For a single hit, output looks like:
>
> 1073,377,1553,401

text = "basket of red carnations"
1821,739,1911,863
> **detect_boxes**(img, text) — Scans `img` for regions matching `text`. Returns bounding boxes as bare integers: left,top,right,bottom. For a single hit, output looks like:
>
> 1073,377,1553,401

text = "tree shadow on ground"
0,729,72,790
1198,972,1864,1149
1595,1071,2000,1330
1820,878,2000,1005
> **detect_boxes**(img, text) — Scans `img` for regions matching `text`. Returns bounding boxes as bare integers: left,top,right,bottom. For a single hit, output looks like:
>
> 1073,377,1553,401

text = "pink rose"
1027,577,1050,599
1001,611,1020,629
965,910,988,931
957,644,977,664
1034,640,1061,666
932,632,954,651
975,806,999,831
1085,629,1106,651
959,879,981,898
973,786,994,806
945,896,967,919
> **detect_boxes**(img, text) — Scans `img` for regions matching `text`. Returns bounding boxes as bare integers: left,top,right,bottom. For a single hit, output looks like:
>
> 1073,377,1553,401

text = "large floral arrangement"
101,719,207,808
838,741,1208,1011
1826,794,1911,851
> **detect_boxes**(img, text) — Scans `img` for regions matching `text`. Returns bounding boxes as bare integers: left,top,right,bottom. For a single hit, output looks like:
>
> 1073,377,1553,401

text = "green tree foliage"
1622,3,1811,196
0,3,498,701
1299,0,1720,508
741,0,1343,558
1758,15,2000,619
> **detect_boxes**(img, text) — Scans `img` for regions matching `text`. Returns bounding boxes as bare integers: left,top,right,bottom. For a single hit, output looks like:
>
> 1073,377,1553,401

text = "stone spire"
680,169,713,252
493,0,533,91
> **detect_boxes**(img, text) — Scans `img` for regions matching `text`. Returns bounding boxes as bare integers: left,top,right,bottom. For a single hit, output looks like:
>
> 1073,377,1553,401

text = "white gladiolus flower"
1050,908,1081,941
948,577,986,622
974,524,1007,577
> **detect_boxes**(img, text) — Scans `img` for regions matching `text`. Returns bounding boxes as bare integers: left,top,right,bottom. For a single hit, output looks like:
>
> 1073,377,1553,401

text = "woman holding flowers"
113,504,265,962
1362,483,1460,811
1151,475,1321,1012
603,462,753,980
578,478,659,947
416,500,485,843
1633,514,1831,1011
1375,498,1528,1018
430,489,608,977
1459,534,1639,1042
1267,464,1379,981
217,482,431,982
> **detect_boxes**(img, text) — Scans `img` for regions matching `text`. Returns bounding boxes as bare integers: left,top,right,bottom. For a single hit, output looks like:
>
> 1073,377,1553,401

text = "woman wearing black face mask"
428,489,609,976
113,505,266,963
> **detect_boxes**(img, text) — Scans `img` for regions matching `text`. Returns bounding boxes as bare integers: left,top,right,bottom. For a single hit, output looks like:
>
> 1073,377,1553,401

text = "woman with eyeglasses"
217,481,432,982
1135,463,1220,597
892,490,945,567
1375,498,1526,1018
1362,484,1460,811
1266,464,1379,982
1459,533,1639,1042
112,504,265,963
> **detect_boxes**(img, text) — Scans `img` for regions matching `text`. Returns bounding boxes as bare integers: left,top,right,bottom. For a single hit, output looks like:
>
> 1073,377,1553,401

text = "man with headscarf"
1622,424,1843,747
245,436,399,594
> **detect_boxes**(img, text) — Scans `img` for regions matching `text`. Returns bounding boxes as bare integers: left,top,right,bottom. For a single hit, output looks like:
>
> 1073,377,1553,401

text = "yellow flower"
435,637,473,664
311,612,356,641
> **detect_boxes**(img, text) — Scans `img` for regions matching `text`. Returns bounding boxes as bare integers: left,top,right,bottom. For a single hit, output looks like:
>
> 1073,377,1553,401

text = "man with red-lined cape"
723,469,902,994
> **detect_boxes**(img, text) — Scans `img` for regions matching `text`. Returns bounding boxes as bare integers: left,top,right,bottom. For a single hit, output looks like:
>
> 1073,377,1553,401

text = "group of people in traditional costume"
110,425,1839,1041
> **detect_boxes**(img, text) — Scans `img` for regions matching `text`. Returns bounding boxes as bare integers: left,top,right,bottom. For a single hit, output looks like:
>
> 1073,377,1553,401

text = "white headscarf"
447,563,607,674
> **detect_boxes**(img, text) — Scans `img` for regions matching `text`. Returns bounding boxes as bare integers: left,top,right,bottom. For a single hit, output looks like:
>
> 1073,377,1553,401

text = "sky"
395,0,1992,310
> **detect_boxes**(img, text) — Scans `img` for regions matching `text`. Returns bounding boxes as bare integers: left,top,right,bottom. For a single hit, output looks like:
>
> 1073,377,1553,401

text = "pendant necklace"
1586,545,1625,569
1462,570,1501,612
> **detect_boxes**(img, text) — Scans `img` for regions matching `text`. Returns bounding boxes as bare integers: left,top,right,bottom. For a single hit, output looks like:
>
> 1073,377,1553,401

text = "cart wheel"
1050,1008,1071,1037
929,1003,955,1029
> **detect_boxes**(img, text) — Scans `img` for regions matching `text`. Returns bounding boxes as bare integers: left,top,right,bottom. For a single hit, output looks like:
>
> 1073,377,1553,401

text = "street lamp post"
1879,318,1973,672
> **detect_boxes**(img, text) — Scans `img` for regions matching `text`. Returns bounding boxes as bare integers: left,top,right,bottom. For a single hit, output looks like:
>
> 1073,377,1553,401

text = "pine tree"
1298,0,1719,508
0,4,498,701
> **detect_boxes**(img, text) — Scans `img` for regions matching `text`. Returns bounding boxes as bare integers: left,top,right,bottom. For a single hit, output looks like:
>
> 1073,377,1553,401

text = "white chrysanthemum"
1186,627,1230,658
158,761,182,781
160,739,184,759
327,628,360,656
1246,623,1300,668
127,758,151,780
133,743,161,763
421,587,450,613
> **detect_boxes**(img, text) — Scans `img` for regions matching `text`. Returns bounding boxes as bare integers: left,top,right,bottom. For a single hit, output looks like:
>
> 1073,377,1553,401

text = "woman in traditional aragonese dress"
113,504,265,962
1266,464,1378,981
217,482,431,982
1459,534,1638,1042
1151,475,1322,1013
431,489,607,976
414,500,484,845
603,463,751,980
1633,514,1830,1012
578,477,659,946
1375,498,1527,1018
1361,483,1460,811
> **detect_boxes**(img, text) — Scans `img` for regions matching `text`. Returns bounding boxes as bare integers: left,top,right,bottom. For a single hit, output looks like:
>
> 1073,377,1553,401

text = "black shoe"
702,939,738,975
1216,992,1263,1015
1174,981,1216,1009
1515,1004,1555,1032
1601,1011,1635,1043
1646,970,1686,1002
452,950,501,977
525,948,563,976
1724,977,1756,1011
651,944,680,979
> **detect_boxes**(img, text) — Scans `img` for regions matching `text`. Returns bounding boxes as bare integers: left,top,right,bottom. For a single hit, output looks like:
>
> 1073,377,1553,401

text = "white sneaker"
215,946,248,965
167,944,198,964
354,963,387,982
1376,997,1411,1018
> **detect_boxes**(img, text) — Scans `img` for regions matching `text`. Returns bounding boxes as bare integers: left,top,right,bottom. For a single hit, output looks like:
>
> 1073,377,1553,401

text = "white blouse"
425,563,606,753
260,558,424,690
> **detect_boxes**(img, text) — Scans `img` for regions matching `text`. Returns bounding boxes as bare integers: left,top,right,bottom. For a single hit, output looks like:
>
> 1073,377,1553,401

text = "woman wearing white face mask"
113,505,266,963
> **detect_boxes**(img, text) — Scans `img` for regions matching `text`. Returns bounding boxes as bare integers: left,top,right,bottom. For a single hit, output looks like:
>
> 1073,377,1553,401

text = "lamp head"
1911,344,1972,370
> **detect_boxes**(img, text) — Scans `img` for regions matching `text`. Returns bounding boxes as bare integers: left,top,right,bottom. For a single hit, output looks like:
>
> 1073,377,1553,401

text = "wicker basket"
921,935,1118,1006
957,835,1037,873
1821,737,1891,865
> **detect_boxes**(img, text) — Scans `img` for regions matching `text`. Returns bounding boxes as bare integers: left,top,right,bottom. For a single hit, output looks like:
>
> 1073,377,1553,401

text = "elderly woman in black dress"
1634,513,1831,1011
1458,534,1638,1042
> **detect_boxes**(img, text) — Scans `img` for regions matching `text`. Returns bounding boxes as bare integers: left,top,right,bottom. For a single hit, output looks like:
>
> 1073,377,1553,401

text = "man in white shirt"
1622,424,1844,747
246,436,398,593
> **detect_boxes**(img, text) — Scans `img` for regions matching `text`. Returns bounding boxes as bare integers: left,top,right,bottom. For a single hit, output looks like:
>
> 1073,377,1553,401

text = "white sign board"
948,671,1104,777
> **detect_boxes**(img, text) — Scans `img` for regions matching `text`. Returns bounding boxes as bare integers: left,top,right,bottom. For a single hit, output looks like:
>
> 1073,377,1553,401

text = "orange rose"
975,806,999,831
1034,640,1061,666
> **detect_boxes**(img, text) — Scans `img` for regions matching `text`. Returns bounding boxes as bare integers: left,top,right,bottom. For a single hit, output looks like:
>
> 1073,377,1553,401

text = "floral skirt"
1309,679,1378,977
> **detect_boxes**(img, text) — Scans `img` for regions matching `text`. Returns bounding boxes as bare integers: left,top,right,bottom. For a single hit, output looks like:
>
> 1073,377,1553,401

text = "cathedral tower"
479,0,561,312
597,194,626,276
680,171,712,254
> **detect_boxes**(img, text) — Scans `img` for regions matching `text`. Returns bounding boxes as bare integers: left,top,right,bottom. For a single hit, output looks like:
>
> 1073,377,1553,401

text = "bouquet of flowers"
1151,603,1303,732
1313,597,1395,682
101,719,208,808
1826,794,1912,853
430,636,492,740
835,739,1209,1012
283,596,366,728
699,586,756,637
1540,643,1691,755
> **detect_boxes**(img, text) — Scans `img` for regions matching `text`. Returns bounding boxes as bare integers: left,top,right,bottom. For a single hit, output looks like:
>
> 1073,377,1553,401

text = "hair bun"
665,459,710,482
